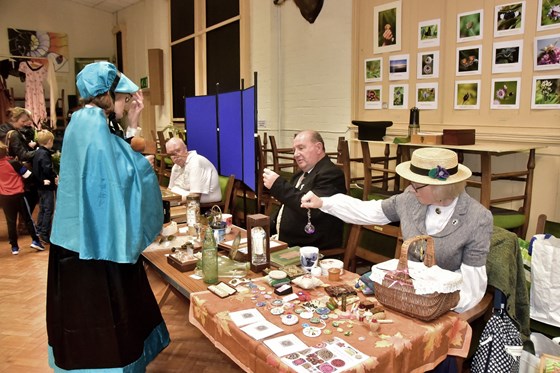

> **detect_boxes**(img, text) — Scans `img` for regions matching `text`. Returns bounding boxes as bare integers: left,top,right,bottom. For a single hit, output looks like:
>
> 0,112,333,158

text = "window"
170,0,243,121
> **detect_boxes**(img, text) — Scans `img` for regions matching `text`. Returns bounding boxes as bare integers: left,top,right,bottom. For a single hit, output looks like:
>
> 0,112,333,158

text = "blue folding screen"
185,86,257,191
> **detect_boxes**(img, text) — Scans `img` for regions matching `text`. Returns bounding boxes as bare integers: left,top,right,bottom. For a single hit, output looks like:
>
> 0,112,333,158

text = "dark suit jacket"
270,155,346,250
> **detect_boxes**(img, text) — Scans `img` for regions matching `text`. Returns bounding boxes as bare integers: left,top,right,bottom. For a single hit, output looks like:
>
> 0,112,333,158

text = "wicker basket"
373,235,460,322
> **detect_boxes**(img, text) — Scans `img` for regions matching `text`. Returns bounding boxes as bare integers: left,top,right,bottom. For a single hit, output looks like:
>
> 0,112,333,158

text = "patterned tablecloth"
189,272,472,373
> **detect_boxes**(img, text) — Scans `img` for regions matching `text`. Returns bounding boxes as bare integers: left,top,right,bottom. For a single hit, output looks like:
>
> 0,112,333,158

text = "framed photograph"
457,9,483,42
389,84,408,109
373,0,402,54
365,85,382,109
365,58,383,82
389,54,410,80
494,2,525,37
455,80,481,110
490,78,521,109
492,40,523,73
417,51,440,79
534,34,560,71
537,0,560,31
418,19,441,49
457,45,482,76
531,75,560,109
415,82,438,110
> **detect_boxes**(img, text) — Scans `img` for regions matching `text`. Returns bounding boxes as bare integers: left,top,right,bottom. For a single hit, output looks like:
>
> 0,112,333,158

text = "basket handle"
397,235,436,274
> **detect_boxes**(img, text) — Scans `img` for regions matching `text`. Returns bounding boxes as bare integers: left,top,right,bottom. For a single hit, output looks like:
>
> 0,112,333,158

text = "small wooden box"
411,132,443,145
442,129,475,145
167,253,198,272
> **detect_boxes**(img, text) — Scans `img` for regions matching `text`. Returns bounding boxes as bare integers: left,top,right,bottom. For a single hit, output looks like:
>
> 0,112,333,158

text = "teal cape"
50,106,163,263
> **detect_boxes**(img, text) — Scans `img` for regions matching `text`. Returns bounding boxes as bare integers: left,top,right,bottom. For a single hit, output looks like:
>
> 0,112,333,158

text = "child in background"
0,143,45,254
33,130,57,244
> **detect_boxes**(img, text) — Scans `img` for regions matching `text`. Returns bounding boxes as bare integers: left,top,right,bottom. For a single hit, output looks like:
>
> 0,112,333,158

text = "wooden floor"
0,212,243,372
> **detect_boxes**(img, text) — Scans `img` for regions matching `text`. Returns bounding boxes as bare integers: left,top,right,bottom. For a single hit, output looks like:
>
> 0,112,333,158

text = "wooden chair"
342,223,403,272
269,135,296,178
473,149,536,240
361,141,401,200
200,174,236,214
155,152,173,186
256,134,280,215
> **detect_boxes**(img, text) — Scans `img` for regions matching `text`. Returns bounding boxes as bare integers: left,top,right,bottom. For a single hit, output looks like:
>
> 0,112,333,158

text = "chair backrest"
535,214,560,237
361,141,401,199
333,137,351,193
269,135,296,175
218,174,235,214
342,222,402,272
199,174,235,213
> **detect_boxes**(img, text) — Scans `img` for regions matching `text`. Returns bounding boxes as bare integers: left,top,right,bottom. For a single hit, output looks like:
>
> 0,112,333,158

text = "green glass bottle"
202,226,218,284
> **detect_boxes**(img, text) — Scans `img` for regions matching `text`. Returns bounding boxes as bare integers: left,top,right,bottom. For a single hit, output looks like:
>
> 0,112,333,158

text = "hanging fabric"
47,54,58,128
19,60,47,126
0,75,14,123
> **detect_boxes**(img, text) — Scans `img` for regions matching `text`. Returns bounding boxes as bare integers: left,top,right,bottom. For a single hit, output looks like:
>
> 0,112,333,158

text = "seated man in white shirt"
165,137,222,203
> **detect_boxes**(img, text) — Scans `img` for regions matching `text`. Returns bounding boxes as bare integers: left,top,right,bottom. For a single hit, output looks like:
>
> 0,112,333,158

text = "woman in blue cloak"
46,61,169,372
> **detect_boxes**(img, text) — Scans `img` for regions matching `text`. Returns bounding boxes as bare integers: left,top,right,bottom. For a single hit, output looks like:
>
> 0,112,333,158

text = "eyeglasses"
410,183,429,192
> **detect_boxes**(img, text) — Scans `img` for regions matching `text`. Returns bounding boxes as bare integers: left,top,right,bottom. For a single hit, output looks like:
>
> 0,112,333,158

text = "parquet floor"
0,212,243,372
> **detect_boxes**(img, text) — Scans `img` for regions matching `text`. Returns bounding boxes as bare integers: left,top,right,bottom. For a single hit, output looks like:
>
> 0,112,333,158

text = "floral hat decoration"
395,147,472,185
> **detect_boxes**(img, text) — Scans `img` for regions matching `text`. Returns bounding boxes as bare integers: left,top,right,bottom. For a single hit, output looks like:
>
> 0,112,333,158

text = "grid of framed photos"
363,0,560,111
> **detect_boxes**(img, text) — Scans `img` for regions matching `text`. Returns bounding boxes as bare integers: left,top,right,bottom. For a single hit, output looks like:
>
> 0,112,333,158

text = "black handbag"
471,309,522,373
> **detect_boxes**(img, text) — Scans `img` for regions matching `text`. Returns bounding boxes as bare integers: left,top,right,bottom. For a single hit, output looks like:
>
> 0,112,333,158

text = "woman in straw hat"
301,147,493,313
46,61,169,372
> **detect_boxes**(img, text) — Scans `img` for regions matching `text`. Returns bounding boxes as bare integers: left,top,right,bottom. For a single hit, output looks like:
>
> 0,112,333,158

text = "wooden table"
188,271,472,373
142,225,285,302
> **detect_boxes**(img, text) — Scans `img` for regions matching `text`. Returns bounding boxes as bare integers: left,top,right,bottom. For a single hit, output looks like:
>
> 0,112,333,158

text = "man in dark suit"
263,130,346,250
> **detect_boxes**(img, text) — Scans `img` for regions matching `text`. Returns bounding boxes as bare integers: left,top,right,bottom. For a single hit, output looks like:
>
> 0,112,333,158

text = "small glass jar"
186,193,200,227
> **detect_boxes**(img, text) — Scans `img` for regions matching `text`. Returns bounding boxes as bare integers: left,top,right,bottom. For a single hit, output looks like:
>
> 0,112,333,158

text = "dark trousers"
36,189,55,238
1,193,39,247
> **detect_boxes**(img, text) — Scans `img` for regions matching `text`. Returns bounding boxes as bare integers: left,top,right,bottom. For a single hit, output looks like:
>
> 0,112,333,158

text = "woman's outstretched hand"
300,191,323,209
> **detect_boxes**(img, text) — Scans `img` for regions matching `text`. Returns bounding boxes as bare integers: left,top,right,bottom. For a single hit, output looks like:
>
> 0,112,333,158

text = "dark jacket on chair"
270,155,346,250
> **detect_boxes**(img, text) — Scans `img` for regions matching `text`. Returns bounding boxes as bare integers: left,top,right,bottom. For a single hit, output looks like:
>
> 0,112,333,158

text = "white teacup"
300,246,319,273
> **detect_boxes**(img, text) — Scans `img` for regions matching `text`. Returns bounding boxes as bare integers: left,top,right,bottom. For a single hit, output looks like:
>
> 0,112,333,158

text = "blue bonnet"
77,61,138,99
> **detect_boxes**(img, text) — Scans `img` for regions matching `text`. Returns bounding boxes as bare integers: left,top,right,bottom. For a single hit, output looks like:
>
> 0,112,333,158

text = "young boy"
0,143,44,254
32,130,57,244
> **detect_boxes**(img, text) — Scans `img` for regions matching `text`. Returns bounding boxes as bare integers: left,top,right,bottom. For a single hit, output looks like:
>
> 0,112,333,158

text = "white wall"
0,0,114,100
251,1,352,153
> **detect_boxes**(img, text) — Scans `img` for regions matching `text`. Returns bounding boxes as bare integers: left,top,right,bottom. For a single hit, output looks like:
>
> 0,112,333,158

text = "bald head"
166,137,188,167
292,130,326,172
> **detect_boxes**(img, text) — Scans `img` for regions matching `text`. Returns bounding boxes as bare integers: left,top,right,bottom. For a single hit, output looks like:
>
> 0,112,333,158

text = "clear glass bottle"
251,226,267,266
202,226,218,284
186,193,200,227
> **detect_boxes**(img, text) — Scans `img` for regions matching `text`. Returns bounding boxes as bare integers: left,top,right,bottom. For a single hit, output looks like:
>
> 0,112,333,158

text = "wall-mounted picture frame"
417,51,439,79
373,0,402,54
537,0,560,31
492,40,523,73
365,85,382,109
388,54,409,80
415,82,438,110
389,84,408,109
534,34,560,71
531,75,560,109
418,19,441,49
457,45,482,76
457,9,483,43
494,1,525,38
365,58,383,82
455,80,481,110
490,78,521,109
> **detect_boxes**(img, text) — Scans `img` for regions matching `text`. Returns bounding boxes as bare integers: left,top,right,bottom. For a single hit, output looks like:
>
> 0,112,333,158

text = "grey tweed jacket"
381,190,493,271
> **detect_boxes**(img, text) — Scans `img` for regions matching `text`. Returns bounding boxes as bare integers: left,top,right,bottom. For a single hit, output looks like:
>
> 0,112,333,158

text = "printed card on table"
264,334,308,357
229,308,266,327
240,320,284,340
